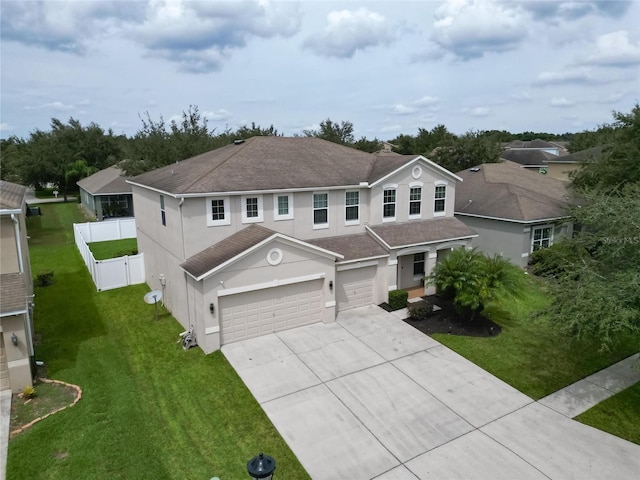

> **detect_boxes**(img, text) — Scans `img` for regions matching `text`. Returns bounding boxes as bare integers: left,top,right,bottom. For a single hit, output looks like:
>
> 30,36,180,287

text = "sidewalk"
0,390,11,480
24,189,76,205
539,352,640,418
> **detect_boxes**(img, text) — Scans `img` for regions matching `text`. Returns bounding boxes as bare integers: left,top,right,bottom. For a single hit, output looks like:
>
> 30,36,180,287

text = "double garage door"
336,266,375,312
220,280,323,345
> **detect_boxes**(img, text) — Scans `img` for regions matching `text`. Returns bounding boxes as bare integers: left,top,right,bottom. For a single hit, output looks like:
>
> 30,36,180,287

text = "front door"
398,253,425,290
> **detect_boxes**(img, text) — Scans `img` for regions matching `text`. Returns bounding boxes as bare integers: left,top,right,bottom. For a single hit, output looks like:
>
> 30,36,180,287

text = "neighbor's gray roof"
455,161,571,222
307,233,389,262
181,224,276,278
503,139,560,150
500,149,558,166
0,180,26,210
130,137,428,195
368,217,476,249
546,146,603,164
77,166,132,195
0,273,27,314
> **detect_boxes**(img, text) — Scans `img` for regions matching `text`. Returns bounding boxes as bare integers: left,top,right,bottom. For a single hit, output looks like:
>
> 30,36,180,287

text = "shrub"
407,300,434,320
115,249,138,257
22,385,35,399
388,290,408,310
529,241,589,278
35,270,54,287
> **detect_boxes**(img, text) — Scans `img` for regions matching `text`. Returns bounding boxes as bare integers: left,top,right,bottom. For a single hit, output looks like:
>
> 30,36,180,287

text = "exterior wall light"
209,303,215,314
247,453,276,479
329,280,333,291
11,333,18,346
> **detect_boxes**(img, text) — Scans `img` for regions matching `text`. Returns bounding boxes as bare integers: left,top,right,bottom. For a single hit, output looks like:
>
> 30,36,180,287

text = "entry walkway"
539,352,640,418
223,306,639,479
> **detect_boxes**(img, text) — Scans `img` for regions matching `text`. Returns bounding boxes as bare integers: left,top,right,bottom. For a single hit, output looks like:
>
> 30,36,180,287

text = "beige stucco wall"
0,216,20,273
545,163,580,181
196,238,337,353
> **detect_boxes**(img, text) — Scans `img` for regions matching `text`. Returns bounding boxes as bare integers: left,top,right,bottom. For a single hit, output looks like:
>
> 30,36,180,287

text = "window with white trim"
241,195,263,223
160,195,166,226
206,196,231,226
274,193,293,221
532,226,553,251
409,187,422,217
345,191,359,224
313,192,328,228
434,184,446,215
383,188,396,221
413,252,425,276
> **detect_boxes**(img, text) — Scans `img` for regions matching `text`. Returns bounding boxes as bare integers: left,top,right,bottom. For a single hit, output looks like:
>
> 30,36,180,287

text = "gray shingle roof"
455,161,571,222
500,150,557,166
0,273,27,314
307,233,389,262
546,146,602,164
181,224,276,278
130,137,426,195
368,218,477,249
0,181,26,210
503,139,559,149
77,166,132,195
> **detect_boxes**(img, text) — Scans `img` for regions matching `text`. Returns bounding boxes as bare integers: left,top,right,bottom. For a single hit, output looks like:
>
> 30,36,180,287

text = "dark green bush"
529,241,589,278
407,300,434,320
35,270,54,287
388,290,408,310
115,249,138,257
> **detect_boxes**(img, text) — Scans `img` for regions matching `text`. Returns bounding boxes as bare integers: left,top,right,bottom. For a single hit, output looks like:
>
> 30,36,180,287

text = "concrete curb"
9,378,82,439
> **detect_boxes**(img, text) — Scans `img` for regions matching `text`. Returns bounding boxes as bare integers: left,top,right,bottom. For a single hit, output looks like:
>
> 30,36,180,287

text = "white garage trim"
337,259,379,271
205,326,220,335
218,273,325,297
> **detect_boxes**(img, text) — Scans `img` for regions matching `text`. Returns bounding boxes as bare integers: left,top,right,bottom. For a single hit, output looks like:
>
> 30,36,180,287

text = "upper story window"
532,225,553,252
313,192,328,229
383,186,397,222
345,191,359,225
274,193,294,221
206,196,231,227
409,186,422,218
434,183,447,216
160,195,166,226
241,195,264,223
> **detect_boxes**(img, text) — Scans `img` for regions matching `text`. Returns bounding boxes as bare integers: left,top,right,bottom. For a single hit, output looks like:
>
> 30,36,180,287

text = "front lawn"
88,238,138,260
9,203,309,480
575,382,640,445
432,278,640,400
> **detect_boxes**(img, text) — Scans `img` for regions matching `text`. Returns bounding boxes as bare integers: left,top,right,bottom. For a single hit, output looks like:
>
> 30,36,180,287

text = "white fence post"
73,219,144,292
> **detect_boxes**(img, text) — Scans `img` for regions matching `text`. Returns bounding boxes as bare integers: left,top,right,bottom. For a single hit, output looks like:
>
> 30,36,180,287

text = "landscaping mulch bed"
381,295,502,338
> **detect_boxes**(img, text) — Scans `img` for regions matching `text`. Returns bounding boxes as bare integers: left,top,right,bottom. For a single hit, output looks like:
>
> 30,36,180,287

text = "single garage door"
0,335,9,392
337,266,375,311
220,279,323,344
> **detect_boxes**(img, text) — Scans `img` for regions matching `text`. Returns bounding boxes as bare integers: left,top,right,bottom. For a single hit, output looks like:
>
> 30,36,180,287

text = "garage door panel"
337,267,376,311
221,279,323,344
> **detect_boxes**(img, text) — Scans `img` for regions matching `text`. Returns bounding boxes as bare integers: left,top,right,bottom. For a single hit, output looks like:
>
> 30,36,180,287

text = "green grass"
575,382,640,445
88,238,138,260
9,203,309,480
433,278,640,399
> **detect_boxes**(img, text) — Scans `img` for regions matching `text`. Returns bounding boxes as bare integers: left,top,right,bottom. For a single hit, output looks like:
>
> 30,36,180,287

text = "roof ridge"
178,137,255,194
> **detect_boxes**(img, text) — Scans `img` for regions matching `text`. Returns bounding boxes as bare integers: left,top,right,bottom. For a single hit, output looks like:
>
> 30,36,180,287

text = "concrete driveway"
222,305,640,480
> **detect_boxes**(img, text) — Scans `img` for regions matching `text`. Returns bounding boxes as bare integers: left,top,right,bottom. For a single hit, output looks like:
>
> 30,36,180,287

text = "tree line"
0,103,620,191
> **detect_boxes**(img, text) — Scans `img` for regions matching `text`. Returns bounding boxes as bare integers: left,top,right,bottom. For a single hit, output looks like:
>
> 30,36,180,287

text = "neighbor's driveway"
222,305,640,480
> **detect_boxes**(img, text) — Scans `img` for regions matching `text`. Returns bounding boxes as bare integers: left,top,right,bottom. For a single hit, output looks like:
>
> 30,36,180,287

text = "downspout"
178,198,186,259
11,214,24,273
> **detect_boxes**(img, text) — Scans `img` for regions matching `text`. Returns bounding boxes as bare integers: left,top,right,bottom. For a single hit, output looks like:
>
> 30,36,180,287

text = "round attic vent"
412,166,422,179
267,248,283,266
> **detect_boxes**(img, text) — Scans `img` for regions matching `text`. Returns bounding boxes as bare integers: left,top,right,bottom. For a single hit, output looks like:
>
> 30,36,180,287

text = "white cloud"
462,106,491,117
24,101,77,111
431,0,529,60
510,91,532,101
203,110,232,122
304,8,394,58
133,1,301,72
580,30,640,67
534,69,595,86
549,97,575,107
393,104,418,115
380,124,402,133
0,123,13,132
392,96,440,115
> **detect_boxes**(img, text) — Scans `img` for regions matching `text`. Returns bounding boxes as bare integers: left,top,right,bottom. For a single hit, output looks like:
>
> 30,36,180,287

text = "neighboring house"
128,137,476,353
502,139,568,156
543,146,602,181
0,181,34,393
454,161,573,267
77,165,134,219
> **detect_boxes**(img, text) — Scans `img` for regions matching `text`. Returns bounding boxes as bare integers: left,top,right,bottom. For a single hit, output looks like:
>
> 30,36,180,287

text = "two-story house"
0,181,35,393
128,137,476,353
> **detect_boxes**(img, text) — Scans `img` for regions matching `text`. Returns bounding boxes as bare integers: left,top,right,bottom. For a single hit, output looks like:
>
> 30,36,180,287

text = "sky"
1,0,639,141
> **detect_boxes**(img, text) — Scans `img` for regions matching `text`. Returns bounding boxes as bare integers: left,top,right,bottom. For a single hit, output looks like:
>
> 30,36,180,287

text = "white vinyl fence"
74,218,145,291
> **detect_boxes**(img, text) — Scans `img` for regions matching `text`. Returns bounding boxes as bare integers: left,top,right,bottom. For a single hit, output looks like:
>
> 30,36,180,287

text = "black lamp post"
247,452,276,480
